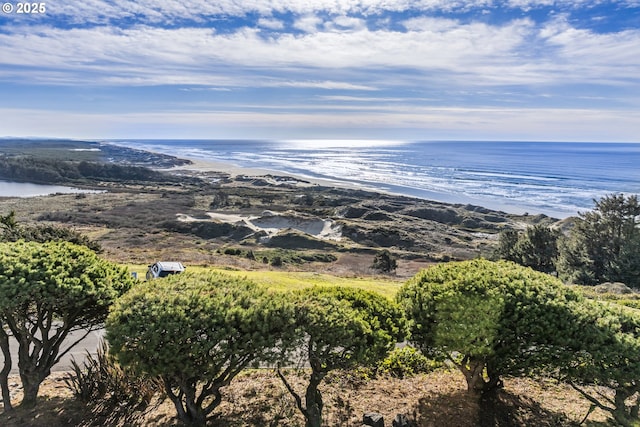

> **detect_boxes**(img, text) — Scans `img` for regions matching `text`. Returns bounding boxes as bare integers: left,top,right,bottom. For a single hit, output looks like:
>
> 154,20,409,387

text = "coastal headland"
0,139,558,277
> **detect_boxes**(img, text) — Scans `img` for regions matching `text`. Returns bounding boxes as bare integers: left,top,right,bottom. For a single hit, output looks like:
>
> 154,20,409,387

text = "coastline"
169,158,373,191
0,137,574,219
168,157,568,219
105,139,615,219
104,139,618,219
0,139,564,267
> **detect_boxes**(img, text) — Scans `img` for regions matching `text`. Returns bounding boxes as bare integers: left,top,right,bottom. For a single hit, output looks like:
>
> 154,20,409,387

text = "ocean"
108,140,640,219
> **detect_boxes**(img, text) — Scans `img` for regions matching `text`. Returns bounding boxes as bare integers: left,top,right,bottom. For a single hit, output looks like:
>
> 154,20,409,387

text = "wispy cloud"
2,17,638,89
45,0,639,21
2,104,637,141
258,17,285,30
316,95,414,102
0,0,639,140
266,81,378,90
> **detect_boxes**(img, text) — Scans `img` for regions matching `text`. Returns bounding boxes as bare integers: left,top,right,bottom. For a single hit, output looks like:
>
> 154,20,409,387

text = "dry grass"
0,369,611,427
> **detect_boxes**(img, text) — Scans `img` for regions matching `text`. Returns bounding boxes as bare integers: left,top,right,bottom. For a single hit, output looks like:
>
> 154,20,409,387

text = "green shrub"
377,347,439,378
299,253,338,263
613,299,640,310
372,249,398,273
107,273,294,426
277,286,406,427
0,240,134,410
397,258,583,394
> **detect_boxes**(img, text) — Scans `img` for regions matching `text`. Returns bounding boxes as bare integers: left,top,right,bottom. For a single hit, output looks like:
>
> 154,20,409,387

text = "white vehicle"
146,261,185,280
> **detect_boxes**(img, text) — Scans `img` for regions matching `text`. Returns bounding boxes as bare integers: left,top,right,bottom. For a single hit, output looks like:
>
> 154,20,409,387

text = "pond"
0,180,101,198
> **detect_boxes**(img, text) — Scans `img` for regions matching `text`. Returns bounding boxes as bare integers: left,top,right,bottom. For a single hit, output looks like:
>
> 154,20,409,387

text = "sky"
0,0,639,142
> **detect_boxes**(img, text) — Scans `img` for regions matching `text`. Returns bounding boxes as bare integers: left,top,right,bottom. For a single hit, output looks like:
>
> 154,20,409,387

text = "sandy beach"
168,157,364,190
168,157,543,217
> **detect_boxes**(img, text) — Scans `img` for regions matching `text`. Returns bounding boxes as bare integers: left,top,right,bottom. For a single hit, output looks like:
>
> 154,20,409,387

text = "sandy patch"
168,158,362,190
177,210,342,241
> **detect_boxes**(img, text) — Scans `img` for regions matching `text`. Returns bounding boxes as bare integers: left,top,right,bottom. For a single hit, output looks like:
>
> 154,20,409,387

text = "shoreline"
169,158,378,191
0,137,573,219
104,139,591,219
0,139,563,266
168,157,570,219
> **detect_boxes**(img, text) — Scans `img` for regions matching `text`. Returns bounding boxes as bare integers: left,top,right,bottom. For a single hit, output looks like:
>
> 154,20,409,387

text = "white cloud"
1,15,639,91
44,0,414,22
402,17,462,32
325,15,368,31
45,0,640,25
506,0,555,10
266,81,378,90
317,95,411,101
293,15,324,33
258,17,285,30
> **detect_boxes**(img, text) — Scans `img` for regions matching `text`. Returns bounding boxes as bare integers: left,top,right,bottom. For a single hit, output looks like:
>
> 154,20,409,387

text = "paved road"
0,328,105,374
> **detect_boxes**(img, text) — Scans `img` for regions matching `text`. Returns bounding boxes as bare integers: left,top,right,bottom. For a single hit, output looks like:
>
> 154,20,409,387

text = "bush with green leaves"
106,272,295,426
376,346,439,378
397,259,583,394
372,249,398,273
277,286,406,427
0,240,134,410
557,301,640,427
1,210,101,251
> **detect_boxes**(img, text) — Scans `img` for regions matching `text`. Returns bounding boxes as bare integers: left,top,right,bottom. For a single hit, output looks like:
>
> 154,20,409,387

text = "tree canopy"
0,156,177,185
495,194,640,288
495,224,559,274
556,301,640,427
106,272,294,426
558,193,640,287
397,259,583,394
277,286,405,427
0,240,133,409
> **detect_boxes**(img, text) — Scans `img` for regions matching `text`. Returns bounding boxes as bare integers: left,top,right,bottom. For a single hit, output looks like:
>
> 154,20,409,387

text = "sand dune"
177,210,342,241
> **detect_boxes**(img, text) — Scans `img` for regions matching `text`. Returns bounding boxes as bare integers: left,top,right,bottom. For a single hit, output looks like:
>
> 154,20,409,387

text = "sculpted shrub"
106,272,294,426
277,286,405,427
377,346,438,378
0,240,134,410
397,259,583,394
558,301,640,427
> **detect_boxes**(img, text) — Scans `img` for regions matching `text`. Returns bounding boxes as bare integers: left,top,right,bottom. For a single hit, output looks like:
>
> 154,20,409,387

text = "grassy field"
126,264,403,299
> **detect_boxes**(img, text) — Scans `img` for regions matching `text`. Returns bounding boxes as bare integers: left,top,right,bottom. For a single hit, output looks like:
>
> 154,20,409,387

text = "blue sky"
0,0,639,141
